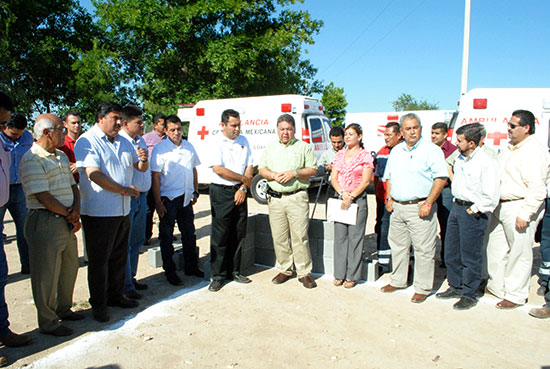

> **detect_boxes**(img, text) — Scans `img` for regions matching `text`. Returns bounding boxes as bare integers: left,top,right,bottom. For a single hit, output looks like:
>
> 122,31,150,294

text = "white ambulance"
448,88,550,151
178,95,332,204
345,110,456,154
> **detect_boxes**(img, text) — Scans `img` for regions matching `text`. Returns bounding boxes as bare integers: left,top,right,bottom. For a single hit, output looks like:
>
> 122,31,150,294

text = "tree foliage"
93,0,324,115
392,93,439,111
0,0,98,116
0,0,324,122
321,82,347,126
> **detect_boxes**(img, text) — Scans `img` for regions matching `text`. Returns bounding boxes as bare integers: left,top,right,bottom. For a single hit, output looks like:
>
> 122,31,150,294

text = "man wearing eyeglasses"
20,114,83,336
74,102,148,322
486,110,550,310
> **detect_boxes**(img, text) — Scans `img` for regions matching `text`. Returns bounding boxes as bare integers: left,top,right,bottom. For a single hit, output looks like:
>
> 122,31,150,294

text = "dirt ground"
1,191,548,369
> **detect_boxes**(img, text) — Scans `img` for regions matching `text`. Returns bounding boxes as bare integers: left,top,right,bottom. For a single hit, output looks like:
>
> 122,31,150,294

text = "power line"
320,0,396,76
331,0,428,78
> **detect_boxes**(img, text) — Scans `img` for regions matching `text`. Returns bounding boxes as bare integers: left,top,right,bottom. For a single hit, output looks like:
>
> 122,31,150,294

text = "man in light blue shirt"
74,102,149,323
119,105,151,299
0,113,33,274
381,113,448,303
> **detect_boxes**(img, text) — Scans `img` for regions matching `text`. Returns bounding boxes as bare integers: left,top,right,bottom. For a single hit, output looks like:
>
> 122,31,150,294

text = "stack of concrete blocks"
246,214,380,282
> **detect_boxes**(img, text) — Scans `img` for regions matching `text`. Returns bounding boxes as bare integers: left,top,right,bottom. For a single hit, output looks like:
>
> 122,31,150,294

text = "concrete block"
322,257,334,276
308,219,324,238
362,259,379,282
318,239,334,258
203,260,211,281
148,247,162,268
255,233,274,250
322,220,334,241
241,241,255,271
255,248,276,267
173,248,184,271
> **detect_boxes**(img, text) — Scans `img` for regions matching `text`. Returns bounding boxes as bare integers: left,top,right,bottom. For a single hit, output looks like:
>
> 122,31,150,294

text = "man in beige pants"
259,114,317,289
381,113,448,303
20,114,83,336
486,110,550,309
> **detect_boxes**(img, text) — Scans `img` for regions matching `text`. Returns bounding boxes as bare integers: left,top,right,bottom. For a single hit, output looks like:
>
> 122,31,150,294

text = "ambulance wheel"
251,174,268,205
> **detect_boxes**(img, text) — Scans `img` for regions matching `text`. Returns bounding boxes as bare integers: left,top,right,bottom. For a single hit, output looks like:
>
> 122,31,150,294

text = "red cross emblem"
197,126,209,140
487,132,508,146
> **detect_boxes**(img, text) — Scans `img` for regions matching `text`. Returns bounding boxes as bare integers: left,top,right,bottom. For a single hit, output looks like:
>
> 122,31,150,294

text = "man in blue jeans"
0,113,33,274
119,105,151,299
436,123,500,310
0,92,32,358
151,116,203,286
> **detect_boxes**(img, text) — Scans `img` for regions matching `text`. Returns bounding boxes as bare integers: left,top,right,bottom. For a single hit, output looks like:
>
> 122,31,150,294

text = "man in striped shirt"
20,114,83,337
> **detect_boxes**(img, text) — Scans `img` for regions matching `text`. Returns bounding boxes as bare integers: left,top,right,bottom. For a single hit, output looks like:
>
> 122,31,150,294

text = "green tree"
93,0,324,113
321,82,347,126
0,0,98,116
392,93,439,111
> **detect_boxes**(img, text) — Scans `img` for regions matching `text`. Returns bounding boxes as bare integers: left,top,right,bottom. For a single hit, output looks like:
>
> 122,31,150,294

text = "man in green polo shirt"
259,114,317,288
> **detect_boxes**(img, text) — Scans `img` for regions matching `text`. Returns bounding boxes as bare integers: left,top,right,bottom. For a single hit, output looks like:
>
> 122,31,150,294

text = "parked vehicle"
179,94,332,204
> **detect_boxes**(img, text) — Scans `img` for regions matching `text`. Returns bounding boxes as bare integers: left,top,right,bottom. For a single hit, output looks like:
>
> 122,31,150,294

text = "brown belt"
394,197,427,205
500,198,524,203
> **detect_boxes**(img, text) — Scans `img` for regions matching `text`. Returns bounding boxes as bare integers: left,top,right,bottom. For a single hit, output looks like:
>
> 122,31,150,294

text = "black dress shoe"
133,279,148,290
436,289,461,299
166,273,184,286
92,309,110,323
60,310,85,321
453,296,477,310
232,272,252,284
107,297,139,308
185,269,204,278
208,280,224,292
124,290,143,300
43,325,73,337
0,331,32,347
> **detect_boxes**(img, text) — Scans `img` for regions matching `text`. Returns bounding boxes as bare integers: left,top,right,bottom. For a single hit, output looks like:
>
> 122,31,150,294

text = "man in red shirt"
59,111,82,182
431,122,457,268
374,122,402,274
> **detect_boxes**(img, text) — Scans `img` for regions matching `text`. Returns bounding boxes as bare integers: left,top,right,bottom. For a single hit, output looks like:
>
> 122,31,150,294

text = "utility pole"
461,0,471,96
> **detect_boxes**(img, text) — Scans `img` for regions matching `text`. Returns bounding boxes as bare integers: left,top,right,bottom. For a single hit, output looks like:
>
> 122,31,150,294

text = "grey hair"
399,113,421,127
34,117,56,140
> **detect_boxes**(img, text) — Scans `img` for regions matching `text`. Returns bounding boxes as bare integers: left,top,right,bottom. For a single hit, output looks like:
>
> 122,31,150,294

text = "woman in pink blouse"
330,124,374,288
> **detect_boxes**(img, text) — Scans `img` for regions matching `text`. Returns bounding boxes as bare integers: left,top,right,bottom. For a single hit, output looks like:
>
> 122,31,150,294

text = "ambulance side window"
307,116,324,143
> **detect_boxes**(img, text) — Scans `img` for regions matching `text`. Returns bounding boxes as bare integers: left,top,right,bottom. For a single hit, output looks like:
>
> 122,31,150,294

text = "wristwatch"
240,187,247,193
193,191,199,197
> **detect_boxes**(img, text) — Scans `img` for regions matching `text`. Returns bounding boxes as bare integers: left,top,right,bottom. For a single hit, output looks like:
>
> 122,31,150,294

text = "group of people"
0,91,549,364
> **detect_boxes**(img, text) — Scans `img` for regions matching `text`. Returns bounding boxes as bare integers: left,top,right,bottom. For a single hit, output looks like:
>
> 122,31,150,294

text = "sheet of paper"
327,198,358,225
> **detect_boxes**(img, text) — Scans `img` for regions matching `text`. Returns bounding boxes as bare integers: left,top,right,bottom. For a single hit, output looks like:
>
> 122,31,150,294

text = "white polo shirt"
150,138,200,207
119,130,151,193
208,134,252,186
74,124,138,216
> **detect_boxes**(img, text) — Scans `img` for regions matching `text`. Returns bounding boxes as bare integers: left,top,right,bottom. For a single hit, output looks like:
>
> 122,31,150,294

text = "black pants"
145,189,156,241
444,203,488,298
81,215,130,310
209,184,248,281
158,195,198,276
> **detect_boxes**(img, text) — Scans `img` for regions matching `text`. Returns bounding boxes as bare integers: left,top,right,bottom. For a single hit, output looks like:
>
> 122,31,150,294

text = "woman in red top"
330,124,374,288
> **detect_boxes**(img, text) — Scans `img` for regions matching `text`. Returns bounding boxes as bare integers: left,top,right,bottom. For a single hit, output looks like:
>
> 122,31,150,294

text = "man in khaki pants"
381,113,448,303
259,114,317,288
20,114,83,336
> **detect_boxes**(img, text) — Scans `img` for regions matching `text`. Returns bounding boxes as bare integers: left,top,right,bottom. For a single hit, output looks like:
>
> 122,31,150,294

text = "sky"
80,0,550,113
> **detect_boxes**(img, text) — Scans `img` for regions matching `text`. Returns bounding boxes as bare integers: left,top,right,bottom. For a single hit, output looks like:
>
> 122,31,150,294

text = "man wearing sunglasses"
486,110,550,310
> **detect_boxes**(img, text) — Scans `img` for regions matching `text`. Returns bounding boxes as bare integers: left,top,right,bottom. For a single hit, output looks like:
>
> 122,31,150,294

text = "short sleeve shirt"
333,148,374,193
119,130,152,192
208,134,252,186
384,137,448,202
150,139,200,206
0,129,33,184
258,138,317,193
20,143,75,209
74,125,138,216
